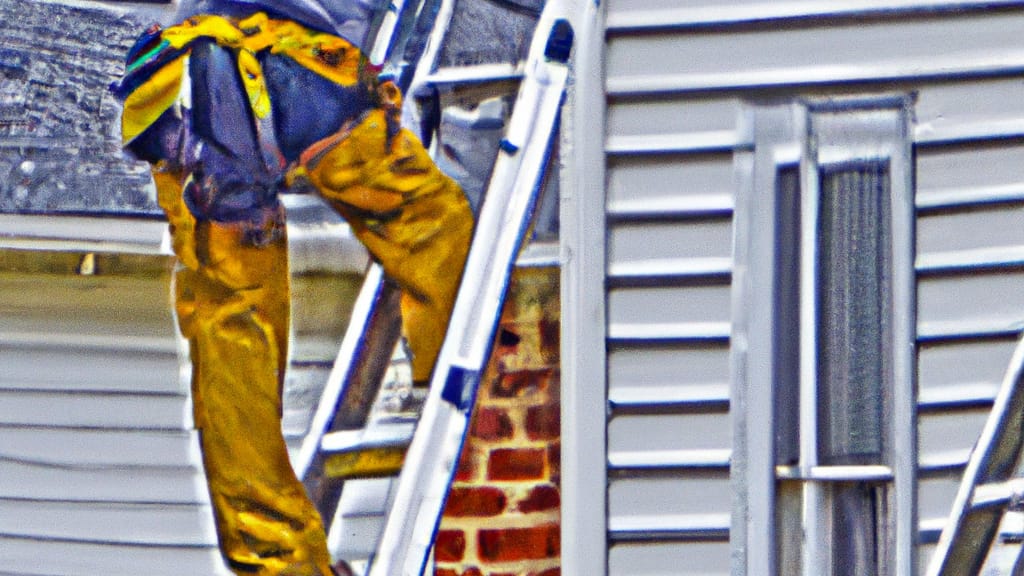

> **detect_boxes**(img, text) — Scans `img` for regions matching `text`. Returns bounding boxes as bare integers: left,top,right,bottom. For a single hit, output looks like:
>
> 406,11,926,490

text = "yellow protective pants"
154,170,334,576
124,13,471,575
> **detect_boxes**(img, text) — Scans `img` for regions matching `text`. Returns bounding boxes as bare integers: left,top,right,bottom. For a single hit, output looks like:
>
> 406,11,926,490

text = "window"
731,97,916,576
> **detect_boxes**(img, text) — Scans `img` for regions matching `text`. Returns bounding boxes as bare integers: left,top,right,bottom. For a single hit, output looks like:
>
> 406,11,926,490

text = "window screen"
817,162,892,465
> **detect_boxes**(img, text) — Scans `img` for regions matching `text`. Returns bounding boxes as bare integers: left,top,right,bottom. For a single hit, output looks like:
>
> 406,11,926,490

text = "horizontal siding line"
0,454,198,474
606,121,1024,159
917,183,1024,211
0,331,178,354
605,130,746,155
0,494,207,510
609,383,730,412
0,518,216,549
607,322,732,344
0,238,170,257
995,516,1024,540
918,381,999,409
607,246,1024,283
608,514,730,543
915,117,1024,146
608,257,732,282
0,465,208,505
919,449,972,473
0,382,183,395
609,449,731,471
0,495,204,509
607,194,735,219
917,318,1023,342
0,422,188,434
0,422,193,434
916,245,1024,275
0,532,214,551
0,387,184,399
605,0,1024,33
0,214,169,255
606,52,1024,97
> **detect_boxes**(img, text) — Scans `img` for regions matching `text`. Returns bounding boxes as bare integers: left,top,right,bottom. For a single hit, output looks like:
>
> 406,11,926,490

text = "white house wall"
600,1,1024,573
0,206,363,575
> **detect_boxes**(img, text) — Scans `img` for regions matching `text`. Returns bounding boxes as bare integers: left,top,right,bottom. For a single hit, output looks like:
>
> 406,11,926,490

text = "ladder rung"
322,422,415,479
515,241,559,268
322,422,415,453
971,478,1024,511
424,63,523,86
324,445,410,480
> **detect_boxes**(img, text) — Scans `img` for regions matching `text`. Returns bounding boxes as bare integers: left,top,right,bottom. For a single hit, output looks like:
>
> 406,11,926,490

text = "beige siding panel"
607,154,735,214
607,96,741,141
608,284,731,328
917,143,1024,205
918,203,1024,257
606,11,1024,91
0,500,217,546
609,218,732,265
919,543,940,573
917,338,1017,409
0,344,181,394
918,408,989,463
0,536,231,576
608,344,729,390
609,541,730,575
917,270,1024,333
609,412,731,455
0,390,188,430
0,459,204,504
607,78,1024,147
0,427,197,469
919,473,963,525
0,273,175,344
606,0,1024,23
914,76,1024,144
609,474,732,520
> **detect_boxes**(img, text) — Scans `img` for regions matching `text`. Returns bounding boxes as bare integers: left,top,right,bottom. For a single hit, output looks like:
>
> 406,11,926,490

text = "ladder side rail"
296,265,400,482
381,0,443,91
399,0,458,134
927,333,1024,576
367,9,573,575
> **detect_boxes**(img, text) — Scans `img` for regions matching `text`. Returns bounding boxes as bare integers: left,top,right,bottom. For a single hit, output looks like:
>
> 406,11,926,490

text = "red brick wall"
435,266,561,576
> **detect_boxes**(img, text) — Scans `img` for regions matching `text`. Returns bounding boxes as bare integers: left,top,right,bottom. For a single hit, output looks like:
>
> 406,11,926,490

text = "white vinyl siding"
596,2,1024,574
0,206,361,575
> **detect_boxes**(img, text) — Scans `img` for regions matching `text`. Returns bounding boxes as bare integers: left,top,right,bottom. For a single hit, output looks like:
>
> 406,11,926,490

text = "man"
113,1,473,574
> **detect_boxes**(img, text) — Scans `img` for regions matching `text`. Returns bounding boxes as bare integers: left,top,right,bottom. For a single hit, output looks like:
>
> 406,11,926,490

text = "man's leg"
294,107,474,385
173,209,335,576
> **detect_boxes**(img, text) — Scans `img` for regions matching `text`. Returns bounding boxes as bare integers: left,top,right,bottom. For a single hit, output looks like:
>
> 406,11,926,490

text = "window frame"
731,96,917,576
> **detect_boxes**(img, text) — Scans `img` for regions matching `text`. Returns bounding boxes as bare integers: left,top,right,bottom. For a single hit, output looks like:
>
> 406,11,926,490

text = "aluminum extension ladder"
927,334,1024,575
292,1,573,574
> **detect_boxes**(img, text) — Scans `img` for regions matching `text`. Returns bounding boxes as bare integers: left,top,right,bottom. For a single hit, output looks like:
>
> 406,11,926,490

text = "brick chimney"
435,266,561,576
